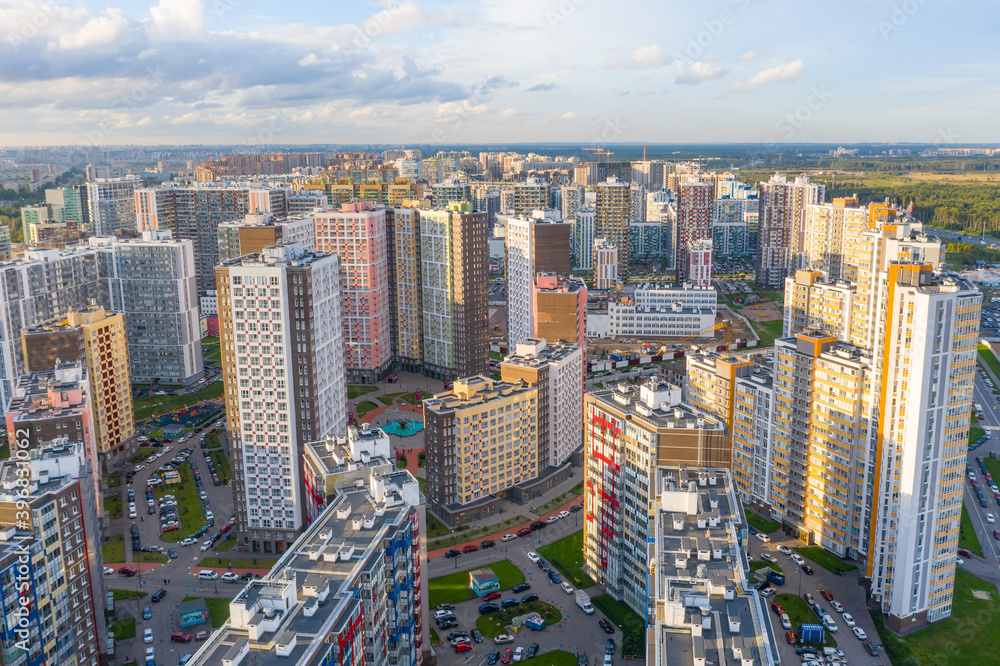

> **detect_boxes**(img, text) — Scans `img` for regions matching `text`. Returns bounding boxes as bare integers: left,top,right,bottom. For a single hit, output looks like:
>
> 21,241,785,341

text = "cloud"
606,45,669,69
527,83,558,92
149,0,205,40
57,8,132,50
436,100,488,119
498,108,518,119
731,59,804,92
560,111,576,120
137,48,158,60
675,61,725,85
297,53,329,67
738,51,772,61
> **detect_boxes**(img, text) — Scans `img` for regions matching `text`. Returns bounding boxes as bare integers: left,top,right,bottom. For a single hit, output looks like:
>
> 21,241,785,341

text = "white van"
822,615,838,632
198,570,219,580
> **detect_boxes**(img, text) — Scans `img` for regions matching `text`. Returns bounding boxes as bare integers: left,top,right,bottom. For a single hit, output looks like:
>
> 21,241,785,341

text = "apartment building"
21,306,136,469
783,270,856,340
186,466,423,666
712,197,750,257
45,186,84,224
315,202,393,383
573,207,595,270
431,179,472,207
802,198,866,277
755,175,824,287
583,378,728,614
504,213,572,345
387,208,423,373
216,243,347,553
687,238,713,288
513,178,549,217
423,376,539,526
217,212,317,264
595,178,631,281
674,180,714,283
533,274,588,355
501,339,583,469
629,222,661,258
731,364,775,506
86,174,140,235
0,441,107,665
101,231,204,386
685,352,753,430
593,238,618,290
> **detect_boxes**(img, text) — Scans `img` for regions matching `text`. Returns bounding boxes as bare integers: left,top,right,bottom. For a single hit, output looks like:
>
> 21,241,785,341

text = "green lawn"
971,426,986,445
570,481,584,496
135,552,169,564
429,628,440,644
425,510,453,539
109,589,148,600
745,509,781,534
215,535,237,552
979,343,1000,379
183,596,232,628
796,546,857,575
355,400,379,416
103,534,125,563
347,385,378,399
108,617,136,640
983,456,1000,486
749,318,785,347
960,504,984,556
871,569,1000,665
749,560,783,575
416,477,426,495
533,651,578,666
152,464,206,542
199,556,277,569
106,494,123,519
476,600,561,638
489,350,504,360
0,443,8,459
591,596,645,658
428,560,526,607
774,593,837,648
209,449,232,484
537,530,595,589
134,383,224,421
132,448,157,462
205,431,222,449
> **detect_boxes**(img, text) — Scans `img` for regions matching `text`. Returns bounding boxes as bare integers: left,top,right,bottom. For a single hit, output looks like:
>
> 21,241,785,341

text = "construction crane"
677,319,733,348
584,146,609,162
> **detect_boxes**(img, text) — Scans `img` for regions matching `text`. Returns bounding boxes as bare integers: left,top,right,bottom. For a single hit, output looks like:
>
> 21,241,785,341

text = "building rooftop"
423,376,535,413
502,339,580,368
651,466,779,666
220,242,334,268
303,425,394,475
589,377,724,432
188,467,419,666
7,364,88,423
534,273,586,293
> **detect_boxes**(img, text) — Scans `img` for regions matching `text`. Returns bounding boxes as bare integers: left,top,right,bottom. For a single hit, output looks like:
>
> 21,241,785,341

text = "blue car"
548,571,561,584
143,606,152,620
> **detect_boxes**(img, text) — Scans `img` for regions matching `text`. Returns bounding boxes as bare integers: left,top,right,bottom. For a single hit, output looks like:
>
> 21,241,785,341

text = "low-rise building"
588,300,716,339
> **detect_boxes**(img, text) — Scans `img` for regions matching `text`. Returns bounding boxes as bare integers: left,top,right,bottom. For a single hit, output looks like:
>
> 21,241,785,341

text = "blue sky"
0,0,995,146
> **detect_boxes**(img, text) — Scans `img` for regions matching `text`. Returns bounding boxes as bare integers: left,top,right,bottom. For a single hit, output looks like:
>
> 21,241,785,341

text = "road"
960,357,1000,581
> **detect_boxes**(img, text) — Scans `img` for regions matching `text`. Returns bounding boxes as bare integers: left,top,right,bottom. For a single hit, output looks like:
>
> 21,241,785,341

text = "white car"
546,515,559,524
989,514,997,524
830,601,844,613
221,572,241,582
790,554,805,566
163,446,173,452
561,581,574,595
759,587,775,598
144,628,154,644
501,534,517,542
513,647,524,662
957,557,966,565
852,626,867,641
434,609,453,618
842,613,856,627
200,540,214,551
780,613,791,630
754,532,770,543
180,537,198,547
777,546,792,555
129,504,137,519
104,567,115,575
761,553,777,563
494,634,514,645
145,647,155,664
198,570,219,580
134,464,144,472
526,551,540,563
557,510,570,519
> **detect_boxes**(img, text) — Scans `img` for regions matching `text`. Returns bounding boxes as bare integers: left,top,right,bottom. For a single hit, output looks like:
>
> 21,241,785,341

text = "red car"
819,588,834,602
463,544,479,553
219,524,232,535
171,632,193,643
455,643,473,653
993,530,1000,540
483,591,502,602
118,567,138,576
785,630,796,645
516,527,532,537
958,548,973,558
161,524,179,533
770,602,783,615
501,648,513,663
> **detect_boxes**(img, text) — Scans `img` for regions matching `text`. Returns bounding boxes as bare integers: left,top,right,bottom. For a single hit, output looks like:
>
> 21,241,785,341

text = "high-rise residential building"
85,174,140,235
646,189,676,265
501,339,584,469
802,197,865,277
755,174,825,288
712,197,749,257
0,440,108,665
674,179,714,282
573,206,596,269
574,162,598,186
417,204,488,380
101,231,204,386
533,273,588,357
135,184,290,291
315,202,393,383
45,186,83,223
217,212,317,264
513,178,549,217
424,376,539,526
685,352,753,431
431,179,472,207
686,238,713,288
504,213,572,346
21,306,136,469
186,465,423,666
730,363,775,506
628,222,661,258
386,208,423,373
595,178,630,281
783,270,856,340
216,243,347,552
0,225,9,261
593,238,618,290
560,184,585,221
583,378,727,614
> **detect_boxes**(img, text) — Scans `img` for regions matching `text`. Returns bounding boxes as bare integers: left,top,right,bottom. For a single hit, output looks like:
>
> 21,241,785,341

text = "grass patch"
745,509,781,533
569,481,584,496
378,396,396,405
134,552,169,564
533,651,579,666
749,560,783,575
108,617,136,640
425,510,453,539
774,593,837,648
152,464,206,542
132,448,157,462
428,560,526,607
979,343,1000,379
199,556,277,569
476,601,561,638
209,449,231,484
355,400,379,416
106,475,122,487
960,504,985,557
591,596,645,658
109,588,148,600
106,494,123,519
215,535,237,552
971,426,986,445
347,385,378,399
399,392,423,405
749,318,785,347
489,350,504,360
183,597,232,628
796,546,857,575
205,431,222,449
537,530,595,589
134,382,224,421
429,628,440,644
870,569,1000,665
417,476,426,495
103,534,126,562
0,443,8,459
397,454,408,469
418,452,425,468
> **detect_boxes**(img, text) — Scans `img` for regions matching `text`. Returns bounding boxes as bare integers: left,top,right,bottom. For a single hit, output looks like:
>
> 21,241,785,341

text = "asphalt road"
961,365,1000,578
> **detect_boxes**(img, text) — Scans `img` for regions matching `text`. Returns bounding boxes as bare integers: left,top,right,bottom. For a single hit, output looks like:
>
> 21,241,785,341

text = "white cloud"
675,61,725,85
137,48,158,60
297,53,329,67
560,111,576,120
57,8,132,50
731,59,804,92
738,51,772,61
498,108,518,119
436,100,488,119
606,45,669,69
149,0,205,40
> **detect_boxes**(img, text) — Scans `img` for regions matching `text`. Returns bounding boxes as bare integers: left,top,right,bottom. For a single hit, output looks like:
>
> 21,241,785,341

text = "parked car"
444,550,462,558
599,618,614,634
501,534,518,542
463,544,479,553
530,521,546,531
569,504,583,513
221,572,240,582
517,527,532,537
785,630,796,645
195,631,210,641
512,583,531,593
521,593,539,604
548,571,561,584
528,644,539,658
852,627,867,641
118,567,138,577
152,589,167,603
501,599,519,610
494,635,514,645
171,632,193,643
480,540,496,549
488,652,500,665
501,648,513,664
761,553,777,564
483,591,502,602
144,628,154,644
455,643,473,654
480,603,500,615
560,581,574,595
143,606,152,620
802,565,814,575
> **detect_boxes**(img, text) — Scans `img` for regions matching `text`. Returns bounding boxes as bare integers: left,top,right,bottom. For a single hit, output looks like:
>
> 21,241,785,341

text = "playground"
742,300,783,323
141,404,221,431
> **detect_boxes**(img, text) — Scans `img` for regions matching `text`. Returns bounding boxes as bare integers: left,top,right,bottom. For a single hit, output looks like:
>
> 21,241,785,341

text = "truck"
575,590,595,614
766,570,785,587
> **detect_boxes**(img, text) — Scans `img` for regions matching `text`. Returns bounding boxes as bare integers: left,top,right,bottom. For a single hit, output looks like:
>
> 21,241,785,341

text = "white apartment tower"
687,239,713,288
216,243,347,553
593,239,618,290
756,174,825,287
86,175,140,235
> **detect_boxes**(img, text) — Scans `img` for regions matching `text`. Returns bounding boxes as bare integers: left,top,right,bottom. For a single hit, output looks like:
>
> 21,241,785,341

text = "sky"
0,0,997,147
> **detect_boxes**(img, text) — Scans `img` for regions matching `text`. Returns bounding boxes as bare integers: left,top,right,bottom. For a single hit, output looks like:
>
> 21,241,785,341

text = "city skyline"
1,0,995,145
